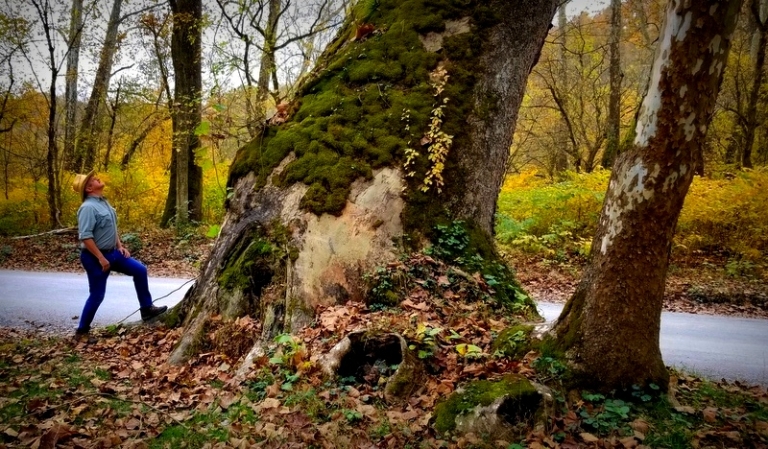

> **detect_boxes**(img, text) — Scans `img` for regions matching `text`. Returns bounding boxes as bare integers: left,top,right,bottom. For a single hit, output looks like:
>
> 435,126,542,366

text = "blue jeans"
78,249,153,332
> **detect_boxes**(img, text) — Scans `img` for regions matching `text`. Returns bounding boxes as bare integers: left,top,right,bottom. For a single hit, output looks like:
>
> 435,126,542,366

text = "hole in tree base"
337,333,404,385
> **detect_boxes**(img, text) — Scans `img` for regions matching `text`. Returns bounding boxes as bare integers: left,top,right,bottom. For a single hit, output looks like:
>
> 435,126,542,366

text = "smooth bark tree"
551,0,742,391
253,0,281,123
161,0,203,226
167,0,558,365
602,0,623,168
72,0,159,172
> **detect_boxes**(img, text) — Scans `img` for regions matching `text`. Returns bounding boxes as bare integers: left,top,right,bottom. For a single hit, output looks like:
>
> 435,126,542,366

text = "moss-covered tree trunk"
550,0,741,391
168,0,558,365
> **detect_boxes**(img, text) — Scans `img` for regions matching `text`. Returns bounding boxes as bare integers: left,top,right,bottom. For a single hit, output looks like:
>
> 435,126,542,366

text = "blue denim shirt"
77,196,118,250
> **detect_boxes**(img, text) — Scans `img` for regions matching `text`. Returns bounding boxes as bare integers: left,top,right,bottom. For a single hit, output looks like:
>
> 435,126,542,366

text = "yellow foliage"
677,169,768,255
497,168,768,260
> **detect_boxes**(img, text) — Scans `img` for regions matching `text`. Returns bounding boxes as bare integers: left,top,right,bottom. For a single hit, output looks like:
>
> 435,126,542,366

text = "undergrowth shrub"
0,162,227,235
496,167,768,262
496,169,607,259
677,168,768,259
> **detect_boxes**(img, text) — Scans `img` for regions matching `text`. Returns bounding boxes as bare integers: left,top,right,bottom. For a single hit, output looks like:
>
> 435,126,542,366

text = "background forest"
0,0,766,269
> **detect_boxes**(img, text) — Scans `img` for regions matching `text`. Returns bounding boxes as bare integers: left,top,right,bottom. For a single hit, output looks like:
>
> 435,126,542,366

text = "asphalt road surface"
537,302,768,387
0,270,193,332
1,270,766,387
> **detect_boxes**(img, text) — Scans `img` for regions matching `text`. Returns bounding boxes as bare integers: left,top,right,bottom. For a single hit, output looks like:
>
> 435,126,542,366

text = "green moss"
433,374,539,434
161,305,183,329
218,239,276,291
228,0,500,217
492,323,535,360
217,223,292,298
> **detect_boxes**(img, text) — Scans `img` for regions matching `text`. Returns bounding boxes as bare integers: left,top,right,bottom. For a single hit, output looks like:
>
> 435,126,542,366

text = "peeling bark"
551,0,742,391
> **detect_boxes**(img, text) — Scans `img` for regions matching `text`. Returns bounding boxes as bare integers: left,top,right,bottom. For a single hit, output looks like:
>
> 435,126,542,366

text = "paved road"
1,270,766,387
0,270,193,333
538,302,768,387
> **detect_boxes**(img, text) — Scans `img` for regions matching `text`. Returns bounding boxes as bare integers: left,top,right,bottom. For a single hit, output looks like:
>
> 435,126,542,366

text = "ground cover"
1,274,767,448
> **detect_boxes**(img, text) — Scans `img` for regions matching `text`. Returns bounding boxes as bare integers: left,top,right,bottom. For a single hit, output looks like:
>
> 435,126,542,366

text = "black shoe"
74,328,96,344
140,305,168,321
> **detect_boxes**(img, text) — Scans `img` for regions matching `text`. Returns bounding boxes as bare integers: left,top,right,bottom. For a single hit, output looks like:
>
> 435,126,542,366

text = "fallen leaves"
1,243,768,449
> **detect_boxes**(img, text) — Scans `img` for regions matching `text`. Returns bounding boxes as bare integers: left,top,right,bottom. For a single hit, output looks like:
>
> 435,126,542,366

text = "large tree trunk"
602,0,622,169
168,0,558,365
162,0,203,226
551,0,741,391
75,0,124,173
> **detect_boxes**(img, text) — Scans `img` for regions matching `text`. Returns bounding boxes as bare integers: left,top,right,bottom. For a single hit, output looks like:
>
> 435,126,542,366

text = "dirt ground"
1,229,767,319
508,251,768,319
0,228,209,279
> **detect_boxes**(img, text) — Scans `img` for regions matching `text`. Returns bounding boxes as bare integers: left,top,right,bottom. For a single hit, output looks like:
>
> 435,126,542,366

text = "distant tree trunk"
255,0,281,117
121,114,165,169
162,0,203,226
75,0,124,172
555,3,570,172
167,0,558,365
103,82,121,170
551,0,741,391
742,0,768,168
31,0,63,228
602,0,622,169
64,0,84,171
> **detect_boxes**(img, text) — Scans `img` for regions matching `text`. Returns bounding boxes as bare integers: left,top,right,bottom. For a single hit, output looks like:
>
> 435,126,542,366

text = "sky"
6,0,615,99
566,0,610,17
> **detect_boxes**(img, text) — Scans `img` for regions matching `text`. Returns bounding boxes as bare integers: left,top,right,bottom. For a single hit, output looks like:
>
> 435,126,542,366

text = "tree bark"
168,0,558,365
551,0,742,391
103,81,121,170
742,0,768,168
31,0,63,228
602,0,622,169
255,0,281,119
162,0,203,226
64,0,84,172
75,0,124,173
555,3,570,172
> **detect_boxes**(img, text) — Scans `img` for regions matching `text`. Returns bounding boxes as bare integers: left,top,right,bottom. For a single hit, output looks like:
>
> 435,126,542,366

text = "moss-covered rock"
492,323,535,360
433,374,550,438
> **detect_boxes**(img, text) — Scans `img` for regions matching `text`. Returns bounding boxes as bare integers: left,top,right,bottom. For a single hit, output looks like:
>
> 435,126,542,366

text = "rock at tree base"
433,374,553,439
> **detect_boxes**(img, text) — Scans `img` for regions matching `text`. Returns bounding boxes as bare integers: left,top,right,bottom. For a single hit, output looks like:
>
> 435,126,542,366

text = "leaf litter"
0,249,767,447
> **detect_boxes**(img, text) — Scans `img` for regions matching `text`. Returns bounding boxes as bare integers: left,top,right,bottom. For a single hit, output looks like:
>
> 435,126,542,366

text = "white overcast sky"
567,0,610,17
7,0,614,98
